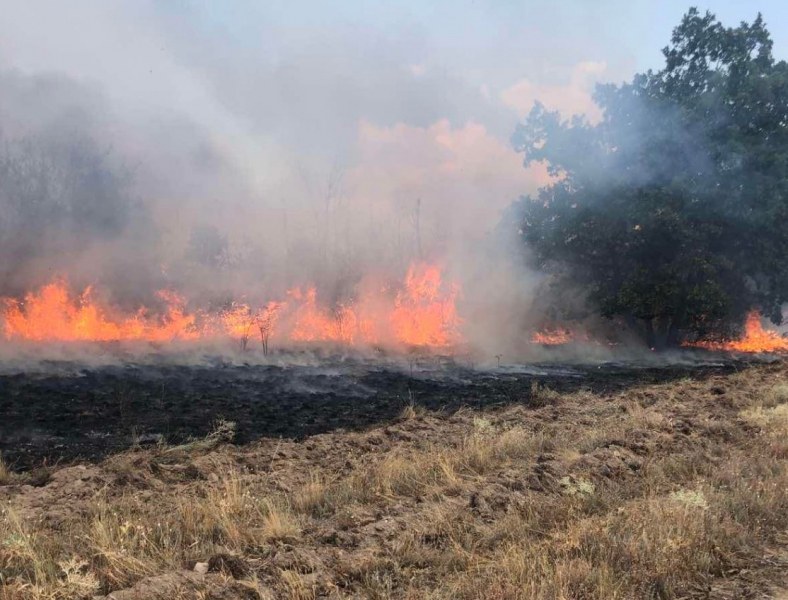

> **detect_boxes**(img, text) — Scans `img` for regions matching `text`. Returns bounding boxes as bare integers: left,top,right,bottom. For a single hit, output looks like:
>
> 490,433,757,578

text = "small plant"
58,558,101,597
400,403,418,421
256,301,282,356
530,380,561,405
400,391,425,421
472,417,495,435
559,476,595,497
239,326,251,351
292,473,333,516
163,419,236,455
260,499,300,542
669,488,709,510
766,382,788,407
280,568,317,600
221,303,256,351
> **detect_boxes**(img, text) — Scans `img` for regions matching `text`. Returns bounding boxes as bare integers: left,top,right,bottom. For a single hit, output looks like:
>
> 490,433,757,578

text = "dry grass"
279,569,317,600
1,362,786,599
0,469,295,597
0,507,101,599
0,455,11,486
329,423,542,504
399,401,429,421
767,381,788,405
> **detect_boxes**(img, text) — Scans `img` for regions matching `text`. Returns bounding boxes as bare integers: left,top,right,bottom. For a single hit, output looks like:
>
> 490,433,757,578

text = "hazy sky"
3,2,783,139
0,1,785,247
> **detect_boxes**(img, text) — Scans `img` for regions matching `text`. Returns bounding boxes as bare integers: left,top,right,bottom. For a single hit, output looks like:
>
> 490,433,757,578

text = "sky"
0,0,785,276
1,1,784,183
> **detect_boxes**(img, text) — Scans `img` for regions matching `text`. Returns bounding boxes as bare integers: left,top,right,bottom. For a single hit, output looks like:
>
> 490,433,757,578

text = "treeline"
507,8,788,348
0,134,156,298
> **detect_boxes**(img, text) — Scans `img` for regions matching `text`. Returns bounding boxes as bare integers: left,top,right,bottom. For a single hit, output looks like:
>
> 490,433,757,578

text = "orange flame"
221,302,256,347
256,301,284,337
687,311,788,353
391,264,461,347
288,287,371,345
2,280,199,342
1,263,463,351
531,327,573,346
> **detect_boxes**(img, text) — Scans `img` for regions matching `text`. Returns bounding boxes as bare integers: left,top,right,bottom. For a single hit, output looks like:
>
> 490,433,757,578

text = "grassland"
1,361,786,599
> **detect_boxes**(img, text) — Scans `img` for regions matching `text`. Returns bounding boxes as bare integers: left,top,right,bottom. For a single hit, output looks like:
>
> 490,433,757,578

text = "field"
1,357,786,599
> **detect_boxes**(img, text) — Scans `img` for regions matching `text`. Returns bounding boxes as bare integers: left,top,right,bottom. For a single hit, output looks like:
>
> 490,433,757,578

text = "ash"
0,350,773,470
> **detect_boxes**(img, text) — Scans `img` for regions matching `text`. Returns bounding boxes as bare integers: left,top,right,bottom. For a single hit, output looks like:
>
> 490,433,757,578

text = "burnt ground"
0,351,768,470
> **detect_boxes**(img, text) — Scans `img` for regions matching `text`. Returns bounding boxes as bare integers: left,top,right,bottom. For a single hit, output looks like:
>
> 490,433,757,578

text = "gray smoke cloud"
0,0,647,360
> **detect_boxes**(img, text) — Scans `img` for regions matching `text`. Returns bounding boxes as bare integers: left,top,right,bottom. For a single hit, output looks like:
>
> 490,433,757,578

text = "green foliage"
509,7,788,346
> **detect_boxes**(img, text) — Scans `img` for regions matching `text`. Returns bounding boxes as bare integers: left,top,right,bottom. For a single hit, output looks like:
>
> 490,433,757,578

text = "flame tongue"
289,287,365,344
1,262,463,351
392,264,461,347
2,281,199,342
689,311,788,353
529,311,788,353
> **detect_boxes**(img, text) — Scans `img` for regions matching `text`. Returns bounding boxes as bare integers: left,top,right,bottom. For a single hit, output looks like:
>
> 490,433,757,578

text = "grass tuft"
0,453,12,485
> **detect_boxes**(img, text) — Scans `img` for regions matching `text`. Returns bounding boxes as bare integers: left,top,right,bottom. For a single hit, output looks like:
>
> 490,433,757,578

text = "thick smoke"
0,1,648,362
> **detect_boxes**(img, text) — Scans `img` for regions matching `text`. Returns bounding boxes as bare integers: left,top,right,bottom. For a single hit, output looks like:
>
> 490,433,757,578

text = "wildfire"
2,281,199,342
391,264,461,347
687,311,788,353
220,302,256,349
288,287,371,345
531,327,573,346
0,263,462,351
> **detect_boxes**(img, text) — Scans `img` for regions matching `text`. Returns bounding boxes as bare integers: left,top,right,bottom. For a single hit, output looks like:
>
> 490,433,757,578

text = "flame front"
2,281,199,342
687,311,788,353
1,263,462,351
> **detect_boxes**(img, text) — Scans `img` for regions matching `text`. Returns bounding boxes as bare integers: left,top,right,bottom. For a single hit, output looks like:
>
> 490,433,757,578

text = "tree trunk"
666,317,680,347
643,318,656,349
654,316,670,351
641,316,680,351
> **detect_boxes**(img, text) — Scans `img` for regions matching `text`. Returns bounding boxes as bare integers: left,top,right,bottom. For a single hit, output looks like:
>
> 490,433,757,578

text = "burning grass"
684,310,788,353
1,362,786,599
0,262,462,351
4,269,787,361
530,326,573,346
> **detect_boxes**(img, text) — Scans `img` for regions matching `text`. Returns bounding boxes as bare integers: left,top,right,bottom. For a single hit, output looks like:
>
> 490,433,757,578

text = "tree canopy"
508,7,788,347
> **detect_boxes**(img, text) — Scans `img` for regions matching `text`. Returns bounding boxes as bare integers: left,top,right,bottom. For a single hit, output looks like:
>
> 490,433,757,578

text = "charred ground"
0,353,767,470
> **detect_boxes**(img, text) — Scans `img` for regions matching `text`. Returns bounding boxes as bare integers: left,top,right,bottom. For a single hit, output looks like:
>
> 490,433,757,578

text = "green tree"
509,8,788,348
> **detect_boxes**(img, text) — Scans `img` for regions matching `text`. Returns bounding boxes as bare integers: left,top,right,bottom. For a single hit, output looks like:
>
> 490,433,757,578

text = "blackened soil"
0,356,756,470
